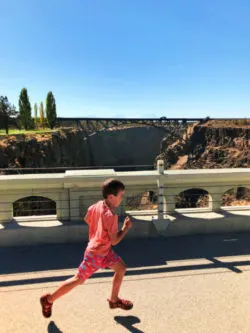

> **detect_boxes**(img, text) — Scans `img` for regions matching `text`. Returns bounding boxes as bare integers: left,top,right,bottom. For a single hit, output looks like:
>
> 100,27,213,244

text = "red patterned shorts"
77,249,121,281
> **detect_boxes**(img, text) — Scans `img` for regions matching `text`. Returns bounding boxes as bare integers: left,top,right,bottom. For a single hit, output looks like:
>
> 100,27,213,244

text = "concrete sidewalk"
1,233,250,333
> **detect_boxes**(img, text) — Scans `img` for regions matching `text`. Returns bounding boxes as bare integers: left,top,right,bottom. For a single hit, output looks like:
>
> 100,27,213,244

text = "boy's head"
102,179,125,207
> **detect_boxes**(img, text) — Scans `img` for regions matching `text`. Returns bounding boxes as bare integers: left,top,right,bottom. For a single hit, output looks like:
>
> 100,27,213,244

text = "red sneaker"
108,298,133,310
40,294,53,318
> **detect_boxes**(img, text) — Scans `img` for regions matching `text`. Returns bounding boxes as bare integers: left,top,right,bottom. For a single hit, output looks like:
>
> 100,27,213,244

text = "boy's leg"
109,259,126,303
106,251,133,310
40,252,99,318
48,274,83,303
45,252,100,303
40,274,83,318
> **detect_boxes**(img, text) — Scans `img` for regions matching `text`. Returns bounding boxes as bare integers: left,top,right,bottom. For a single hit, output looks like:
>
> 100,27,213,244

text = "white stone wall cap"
116,171,158,177
0,173,64,181
165,168,250,175
65,169,116,177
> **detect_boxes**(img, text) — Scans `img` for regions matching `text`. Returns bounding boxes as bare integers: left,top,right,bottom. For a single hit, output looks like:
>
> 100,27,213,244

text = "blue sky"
0,0,249,118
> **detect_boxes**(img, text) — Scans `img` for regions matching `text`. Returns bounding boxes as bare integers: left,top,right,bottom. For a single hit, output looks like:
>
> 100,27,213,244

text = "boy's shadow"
47,317,143,333
48,321,63,333
114,316,144,333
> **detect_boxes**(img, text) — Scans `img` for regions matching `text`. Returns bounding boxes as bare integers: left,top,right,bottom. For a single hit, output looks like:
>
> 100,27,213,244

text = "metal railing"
0,161,250,223
0,187,249,221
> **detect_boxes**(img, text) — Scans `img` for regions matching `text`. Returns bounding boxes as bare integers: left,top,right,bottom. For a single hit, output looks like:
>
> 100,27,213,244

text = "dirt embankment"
157,120,250,170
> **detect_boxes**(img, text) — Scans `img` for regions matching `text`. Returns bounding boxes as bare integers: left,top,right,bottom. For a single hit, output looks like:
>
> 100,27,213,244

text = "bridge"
1,162,250,332
56,116,207,143
1,160,250,246
56,116,248,138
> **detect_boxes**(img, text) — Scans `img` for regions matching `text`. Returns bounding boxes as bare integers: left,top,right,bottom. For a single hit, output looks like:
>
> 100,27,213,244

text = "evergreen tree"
39,102,45,127
46,91,57,129
0,96,18,134
34,103,38,127
19,88,32,130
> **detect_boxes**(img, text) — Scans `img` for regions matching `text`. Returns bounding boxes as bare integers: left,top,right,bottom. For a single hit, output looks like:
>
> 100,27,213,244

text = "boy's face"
108,190,125,207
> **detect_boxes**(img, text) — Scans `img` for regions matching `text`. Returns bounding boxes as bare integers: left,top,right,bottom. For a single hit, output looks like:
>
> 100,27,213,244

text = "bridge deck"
1,233,250,332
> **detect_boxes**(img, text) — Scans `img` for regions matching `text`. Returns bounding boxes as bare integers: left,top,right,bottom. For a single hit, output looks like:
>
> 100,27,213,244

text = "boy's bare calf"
48,274,84,303
110,259,127,303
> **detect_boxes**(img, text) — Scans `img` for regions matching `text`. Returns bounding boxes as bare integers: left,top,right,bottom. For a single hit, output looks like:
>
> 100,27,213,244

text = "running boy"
40,179,133,318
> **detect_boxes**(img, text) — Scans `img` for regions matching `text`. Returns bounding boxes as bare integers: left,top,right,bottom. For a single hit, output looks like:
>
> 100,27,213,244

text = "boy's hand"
123,216,132,229
111,216,133,246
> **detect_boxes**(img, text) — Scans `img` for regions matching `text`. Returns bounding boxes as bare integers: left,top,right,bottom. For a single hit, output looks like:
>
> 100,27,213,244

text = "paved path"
1,233,250,333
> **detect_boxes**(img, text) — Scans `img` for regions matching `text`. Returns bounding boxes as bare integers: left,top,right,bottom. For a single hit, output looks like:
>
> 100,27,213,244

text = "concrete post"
165,194,176,213
210,193,222,212
157,159,165,219
0,202,13,223
57,191,70,221
69,190,81,221
151,160,170,236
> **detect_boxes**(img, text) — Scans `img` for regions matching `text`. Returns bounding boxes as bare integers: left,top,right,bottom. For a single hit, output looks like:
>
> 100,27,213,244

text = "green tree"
19,88,32,130
34,103,38,126
39,102,45,127
46,91,57,129
0,96,18,134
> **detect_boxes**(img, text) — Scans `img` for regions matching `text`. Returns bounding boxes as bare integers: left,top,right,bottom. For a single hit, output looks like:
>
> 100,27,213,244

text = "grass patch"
0,128,56,135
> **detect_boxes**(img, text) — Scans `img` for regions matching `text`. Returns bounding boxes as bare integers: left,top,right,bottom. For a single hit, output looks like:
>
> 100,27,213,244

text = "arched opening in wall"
175,189,209,209
222,187,250,207
13,196,56,217
125,191,157,211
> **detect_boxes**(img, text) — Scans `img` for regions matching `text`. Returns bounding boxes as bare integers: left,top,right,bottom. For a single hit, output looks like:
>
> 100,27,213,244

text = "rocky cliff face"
0,130,89,169
1,121,249,172
157,121,250,169
0,127,166,170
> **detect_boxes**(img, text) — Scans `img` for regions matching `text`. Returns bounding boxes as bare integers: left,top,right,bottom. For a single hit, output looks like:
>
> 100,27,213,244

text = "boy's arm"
84,213,91,225
109,225,129,246
109,216,132,246
84,206,93,225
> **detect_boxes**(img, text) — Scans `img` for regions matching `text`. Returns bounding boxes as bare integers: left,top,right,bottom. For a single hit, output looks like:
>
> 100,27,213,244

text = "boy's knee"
119,262,127,274
74,274,85,285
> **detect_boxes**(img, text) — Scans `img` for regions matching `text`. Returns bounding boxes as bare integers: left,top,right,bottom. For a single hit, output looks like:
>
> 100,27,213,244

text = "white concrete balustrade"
1,160,250,246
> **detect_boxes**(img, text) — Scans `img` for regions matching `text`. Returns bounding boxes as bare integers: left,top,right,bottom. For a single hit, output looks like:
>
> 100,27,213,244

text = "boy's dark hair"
102,179,125,199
